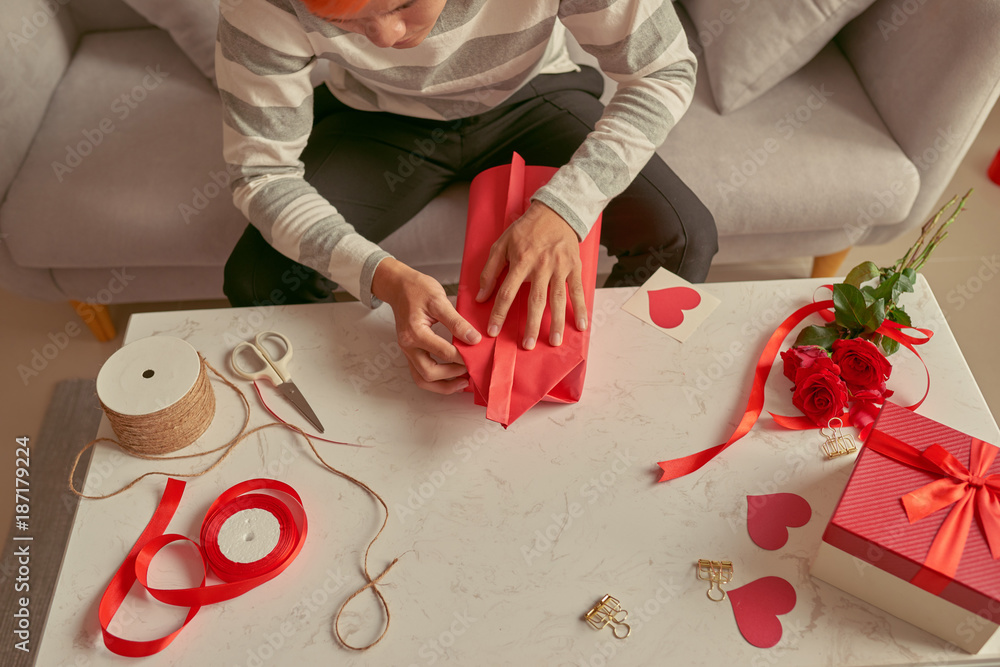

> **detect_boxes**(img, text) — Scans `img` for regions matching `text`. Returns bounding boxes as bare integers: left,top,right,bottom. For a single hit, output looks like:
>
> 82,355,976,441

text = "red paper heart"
746,493,812,550
647,287,701,329
728,576,796,648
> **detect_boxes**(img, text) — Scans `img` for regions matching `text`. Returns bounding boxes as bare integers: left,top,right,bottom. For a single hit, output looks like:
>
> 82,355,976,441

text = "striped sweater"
216,0,696,307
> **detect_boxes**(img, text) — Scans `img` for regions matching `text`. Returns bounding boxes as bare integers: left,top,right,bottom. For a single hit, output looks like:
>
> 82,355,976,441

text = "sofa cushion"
565,14,919,259
119,0,218,83
52,265,227,303
1,29,246,270
659,37,920,260
679,0,874,114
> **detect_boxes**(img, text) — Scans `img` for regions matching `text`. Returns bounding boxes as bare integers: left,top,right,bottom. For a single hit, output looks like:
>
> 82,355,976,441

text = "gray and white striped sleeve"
216,0,391,307
533,0,696,238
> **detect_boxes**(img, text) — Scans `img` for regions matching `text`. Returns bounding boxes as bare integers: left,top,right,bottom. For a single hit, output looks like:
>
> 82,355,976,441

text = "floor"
2,103,998,543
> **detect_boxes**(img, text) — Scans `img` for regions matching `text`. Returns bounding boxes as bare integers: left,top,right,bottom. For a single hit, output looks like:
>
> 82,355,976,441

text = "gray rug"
1,379,100,667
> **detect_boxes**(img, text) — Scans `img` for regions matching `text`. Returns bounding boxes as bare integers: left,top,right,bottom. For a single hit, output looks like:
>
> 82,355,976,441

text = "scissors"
230,330,325,433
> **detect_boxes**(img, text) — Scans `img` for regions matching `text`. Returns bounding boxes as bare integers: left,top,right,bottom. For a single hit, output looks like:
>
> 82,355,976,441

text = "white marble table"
36,277,1000,666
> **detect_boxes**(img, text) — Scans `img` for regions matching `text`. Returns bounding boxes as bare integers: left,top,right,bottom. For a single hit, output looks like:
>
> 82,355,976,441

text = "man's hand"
372,258,482,395
477,201,587,349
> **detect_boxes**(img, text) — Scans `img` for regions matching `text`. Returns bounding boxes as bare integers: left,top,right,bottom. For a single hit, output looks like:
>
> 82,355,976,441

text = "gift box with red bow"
811,401,1000,653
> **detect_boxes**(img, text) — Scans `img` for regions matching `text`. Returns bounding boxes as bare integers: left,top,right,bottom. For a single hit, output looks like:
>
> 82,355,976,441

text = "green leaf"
794,324,840,350
844,261,880,288
890,306,912,327
863,298,886,332
870,273,899,303
880,335,900,356
894,270,916,301
833,283,868,331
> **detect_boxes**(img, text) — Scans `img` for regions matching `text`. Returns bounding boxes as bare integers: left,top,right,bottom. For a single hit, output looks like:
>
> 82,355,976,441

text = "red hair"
301,0,371,19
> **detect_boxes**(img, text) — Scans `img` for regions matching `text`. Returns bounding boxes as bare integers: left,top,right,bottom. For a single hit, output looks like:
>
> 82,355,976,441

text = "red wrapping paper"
823,401,1000,619
455,153,602,427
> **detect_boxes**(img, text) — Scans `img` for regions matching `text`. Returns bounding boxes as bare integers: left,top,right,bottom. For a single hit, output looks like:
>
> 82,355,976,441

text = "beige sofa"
2,0,998,340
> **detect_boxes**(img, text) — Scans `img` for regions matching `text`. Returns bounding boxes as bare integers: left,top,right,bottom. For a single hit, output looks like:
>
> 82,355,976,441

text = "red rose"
832,338,892,393
780,346,837,382
791,367,849,427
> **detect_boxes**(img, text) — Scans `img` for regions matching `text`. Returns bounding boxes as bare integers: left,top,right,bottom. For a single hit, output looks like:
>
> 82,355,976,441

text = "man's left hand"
476,201,587,349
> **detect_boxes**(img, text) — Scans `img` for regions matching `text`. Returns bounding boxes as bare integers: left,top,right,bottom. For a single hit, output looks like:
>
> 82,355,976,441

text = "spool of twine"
70,335,400,651
100,360,215,455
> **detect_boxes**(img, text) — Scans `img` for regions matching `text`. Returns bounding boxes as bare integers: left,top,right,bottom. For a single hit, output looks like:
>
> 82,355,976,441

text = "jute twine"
100,358,216,455
69,355,400,651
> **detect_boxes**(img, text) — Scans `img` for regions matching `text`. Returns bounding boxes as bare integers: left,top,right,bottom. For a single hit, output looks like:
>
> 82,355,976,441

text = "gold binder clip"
820,417,857,459
584,594,631,639
696,559,734,602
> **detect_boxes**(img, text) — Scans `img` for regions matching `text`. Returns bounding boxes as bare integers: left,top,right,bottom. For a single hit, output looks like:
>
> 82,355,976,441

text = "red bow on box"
866,430,1000,594
455,153,602,427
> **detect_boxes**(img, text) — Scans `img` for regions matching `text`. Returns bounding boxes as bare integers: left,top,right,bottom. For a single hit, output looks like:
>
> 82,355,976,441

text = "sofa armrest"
0,1,78,209
835,0,1000,244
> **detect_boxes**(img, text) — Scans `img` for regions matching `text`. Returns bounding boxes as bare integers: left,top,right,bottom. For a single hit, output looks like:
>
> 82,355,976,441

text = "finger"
548,276,567,347
477,240,508,303
487,267,529,337
402,324,466,365
429,296,482,346
406,348,468,383
522,278,548,350
567,265,588,331
407,360,471,395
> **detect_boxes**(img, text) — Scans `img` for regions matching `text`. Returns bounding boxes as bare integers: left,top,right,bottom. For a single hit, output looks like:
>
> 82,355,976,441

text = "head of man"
303,0,447,49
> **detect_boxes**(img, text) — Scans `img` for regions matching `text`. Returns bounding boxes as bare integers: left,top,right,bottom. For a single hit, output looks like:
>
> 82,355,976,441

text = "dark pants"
223,66,717,307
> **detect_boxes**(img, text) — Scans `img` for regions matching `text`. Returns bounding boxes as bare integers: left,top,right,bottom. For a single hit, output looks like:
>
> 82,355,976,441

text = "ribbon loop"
657,299,834,481
99,479,307,657
902,477,970,524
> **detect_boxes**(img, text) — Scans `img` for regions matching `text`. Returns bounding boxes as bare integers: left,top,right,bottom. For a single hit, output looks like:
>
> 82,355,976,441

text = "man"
219,0,716,394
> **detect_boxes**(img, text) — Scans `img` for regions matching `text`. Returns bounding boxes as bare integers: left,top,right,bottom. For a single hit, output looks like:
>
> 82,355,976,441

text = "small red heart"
746,493,812,550
728,576,796,648
647,287,702,329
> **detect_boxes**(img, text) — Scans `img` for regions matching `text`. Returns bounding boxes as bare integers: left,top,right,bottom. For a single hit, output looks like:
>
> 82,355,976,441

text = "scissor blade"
277,381,325,433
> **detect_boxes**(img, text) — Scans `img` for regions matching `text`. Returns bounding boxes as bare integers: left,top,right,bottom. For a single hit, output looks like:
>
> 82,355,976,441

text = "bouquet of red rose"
656,190,972,483
780,339,892,436
777,190,971,436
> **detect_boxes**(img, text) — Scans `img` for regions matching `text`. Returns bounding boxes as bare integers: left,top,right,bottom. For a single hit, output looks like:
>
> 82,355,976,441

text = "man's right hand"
371,258,482,395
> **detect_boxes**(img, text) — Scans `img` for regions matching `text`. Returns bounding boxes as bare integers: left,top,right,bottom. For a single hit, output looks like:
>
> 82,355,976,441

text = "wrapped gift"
811,401,1000,652
455,153,602,427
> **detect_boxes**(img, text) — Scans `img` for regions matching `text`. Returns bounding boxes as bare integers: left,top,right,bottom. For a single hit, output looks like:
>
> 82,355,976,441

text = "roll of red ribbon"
99,478,306,657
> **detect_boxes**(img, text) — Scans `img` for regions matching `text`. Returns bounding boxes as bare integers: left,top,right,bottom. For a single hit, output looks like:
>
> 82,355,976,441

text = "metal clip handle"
820,417,858,459
585,595,631,639
697,559,733,602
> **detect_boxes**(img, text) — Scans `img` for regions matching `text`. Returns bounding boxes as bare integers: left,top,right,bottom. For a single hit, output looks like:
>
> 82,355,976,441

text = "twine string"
68,355,399,652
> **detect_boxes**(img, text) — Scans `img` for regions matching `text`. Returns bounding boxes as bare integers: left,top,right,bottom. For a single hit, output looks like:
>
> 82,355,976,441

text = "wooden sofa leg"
70,301,116,342
811,248,852,278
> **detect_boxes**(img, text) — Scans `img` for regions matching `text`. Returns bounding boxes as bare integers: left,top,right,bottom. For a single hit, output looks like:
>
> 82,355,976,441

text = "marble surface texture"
35,277,1000,666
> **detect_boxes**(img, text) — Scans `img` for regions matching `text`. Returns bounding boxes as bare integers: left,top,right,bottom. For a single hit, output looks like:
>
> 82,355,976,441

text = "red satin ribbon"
865,430,1000,594
99,478,306,657
656,300,832,482
656,289,932,482
489,155,525,424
